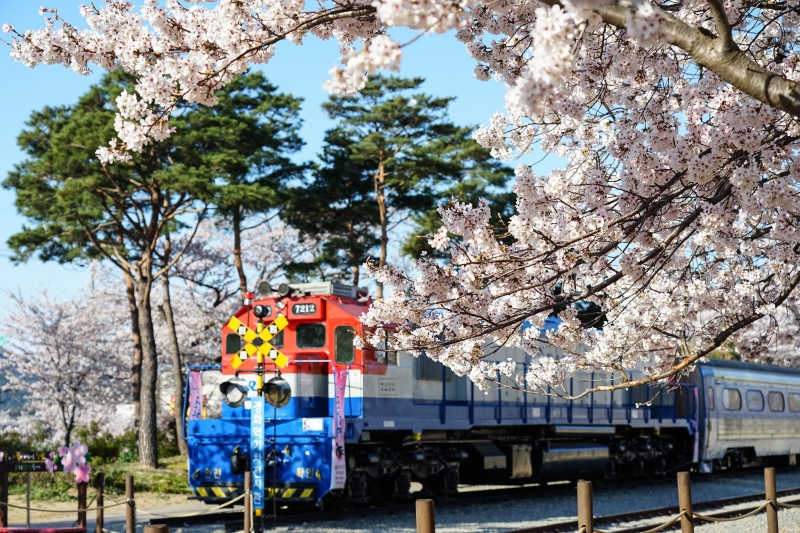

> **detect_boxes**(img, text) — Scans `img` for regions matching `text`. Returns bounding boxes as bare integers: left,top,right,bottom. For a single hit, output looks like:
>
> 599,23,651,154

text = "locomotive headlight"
265,376,291,408
220,378,249,408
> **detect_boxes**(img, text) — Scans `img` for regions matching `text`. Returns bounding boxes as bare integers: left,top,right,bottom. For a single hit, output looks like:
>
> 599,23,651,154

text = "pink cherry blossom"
44,457,56,474
6,0,800,396
74,463,92,484
61,450,76,474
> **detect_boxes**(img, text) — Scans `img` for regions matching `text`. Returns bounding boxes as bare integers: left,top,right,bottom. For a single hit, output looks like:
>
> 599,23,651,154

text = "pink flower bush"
74,463,91,484
44,442,91,482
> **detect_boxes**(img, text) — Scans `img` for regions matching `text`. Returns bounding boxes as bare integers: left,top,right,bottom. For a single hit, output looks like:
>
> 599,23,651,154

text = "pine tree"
3,71,302,466
287,75,512,292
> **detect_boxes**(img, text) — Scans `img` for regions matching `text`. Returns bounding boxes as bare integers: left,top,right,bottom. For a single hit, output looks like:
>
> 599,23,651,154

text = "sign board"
226,314,289,370
250,396,265,510
0,451,52,473
188,370,203,420
331,369,348,490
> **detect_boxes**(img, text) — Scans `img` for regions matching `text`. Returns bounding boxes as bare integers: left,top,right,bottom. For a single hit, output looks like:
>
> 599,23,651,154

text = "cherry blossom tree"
0,286,129,447
7,0,800,395
153,217,318,442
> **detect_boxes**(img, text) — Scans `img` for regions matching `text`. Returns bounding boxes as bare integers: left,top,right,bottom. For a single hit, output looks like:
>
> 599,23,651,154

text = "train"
182,281,800,509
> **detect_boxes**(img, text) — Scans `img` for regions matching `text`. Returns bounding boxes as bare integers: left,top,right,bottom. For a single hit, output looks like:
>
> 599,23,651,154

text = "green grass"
7,455,191,501
97,455,191,496
3,425,190,500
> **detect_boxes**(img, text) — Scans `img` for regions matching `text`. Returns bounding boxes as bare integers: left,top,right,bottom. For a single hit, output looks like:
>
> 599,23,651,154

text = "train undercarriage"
329,425,696,505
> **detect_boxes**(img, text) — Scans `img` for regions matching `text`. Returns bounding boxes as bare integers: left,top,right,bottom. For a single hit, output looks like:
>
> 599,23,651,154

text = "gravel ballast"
167,468,800,533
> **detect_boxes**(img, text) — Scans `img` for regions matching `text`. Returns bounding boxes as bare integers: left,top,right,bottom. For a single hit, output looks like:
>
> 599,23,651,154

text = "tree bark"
159,273,188,455
232,208,248,301
374,160,388,299
135,274,160,468
123,271,143,443
348,221,359,285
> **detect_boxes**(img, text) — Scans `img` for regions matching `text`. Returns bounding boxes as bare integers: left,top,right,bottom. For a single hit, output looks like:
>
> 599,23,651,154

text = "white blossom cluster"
7,1,800,394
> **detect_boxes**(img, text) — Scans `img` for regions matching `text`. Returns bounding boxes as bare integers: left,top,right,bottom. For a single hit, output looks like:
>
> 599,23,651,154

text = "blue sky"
0,2,555,301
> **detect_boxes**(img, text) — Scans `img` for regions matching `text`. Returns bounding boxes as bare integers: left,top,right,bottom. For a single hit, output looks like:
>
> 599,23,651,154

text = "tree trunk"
374,161,388,299
159,273,188,455
135,275,160,468
232,208,248,301
123,271,143,442
348,221,359,285
64,406,75,449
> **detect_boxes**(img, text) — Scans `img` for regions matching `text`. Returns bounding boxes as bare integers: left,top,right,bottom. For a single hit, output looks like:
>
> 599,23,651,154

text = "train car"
183,282,800,509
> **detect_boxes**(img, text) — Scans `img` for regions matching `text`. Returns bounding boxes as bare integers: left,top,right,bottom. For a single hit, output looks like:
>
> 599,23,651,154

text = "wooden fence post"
26,471,31,528
0,471,8,528
143,525,168,533
677,471,694,533
416,499,435,533
77,481,88,529
765,467,778,533
577,480,594,533
126,475,135,533
95,473,105,533
244,471,252,533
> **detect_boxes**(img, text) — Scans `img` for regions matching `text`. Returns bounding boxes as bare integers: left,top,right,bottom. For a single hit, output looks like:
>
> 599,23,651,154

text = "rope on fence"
0,499,129,512
777,500,800,509
576,511,685,533
693,501,769,522
633,510,686,533
105,492,246,520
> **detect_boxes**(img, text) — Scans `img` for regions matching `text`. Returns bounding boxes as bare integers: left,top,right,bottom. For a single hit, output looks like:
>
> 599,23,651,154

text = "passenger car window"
374,330,397,365
746,390,764,411
707,387,715,410
722,388,741,410
334,326,356,364
296,323,326,348
789,393,800,412
768,391,785,412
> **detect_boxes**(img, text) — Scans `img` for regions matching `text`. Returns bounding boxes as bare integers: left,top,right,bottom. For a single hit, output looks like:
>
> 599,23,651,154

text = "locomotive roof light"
265,376,291,408
220,378,249,408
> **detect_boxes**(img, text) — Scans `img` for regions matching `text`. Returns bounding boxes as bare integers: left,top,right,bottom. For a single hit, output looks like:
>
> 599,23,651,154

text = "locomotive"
183,282,800,509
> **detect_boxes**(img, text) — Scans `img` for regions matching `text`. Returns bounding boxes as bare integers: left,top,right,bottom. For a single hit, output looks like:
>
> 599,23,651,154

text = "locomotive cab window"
270,329,284,348
722,388,741,410
789,393,800,413
746,390,764,411
296,323,326,348
335,326,356,364
225,333,242,354
768,391,785,412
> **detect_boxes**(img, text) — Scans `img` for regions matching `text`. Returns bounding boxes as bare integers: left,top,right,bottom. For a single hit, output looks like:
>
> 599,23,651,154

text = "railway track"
507,486,800,533
149,469,799,531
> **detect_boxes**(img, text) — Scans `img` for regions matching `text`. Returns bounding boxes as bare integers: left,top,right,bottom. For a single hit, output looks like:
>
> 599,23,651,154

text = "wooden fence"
415,467,797,533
